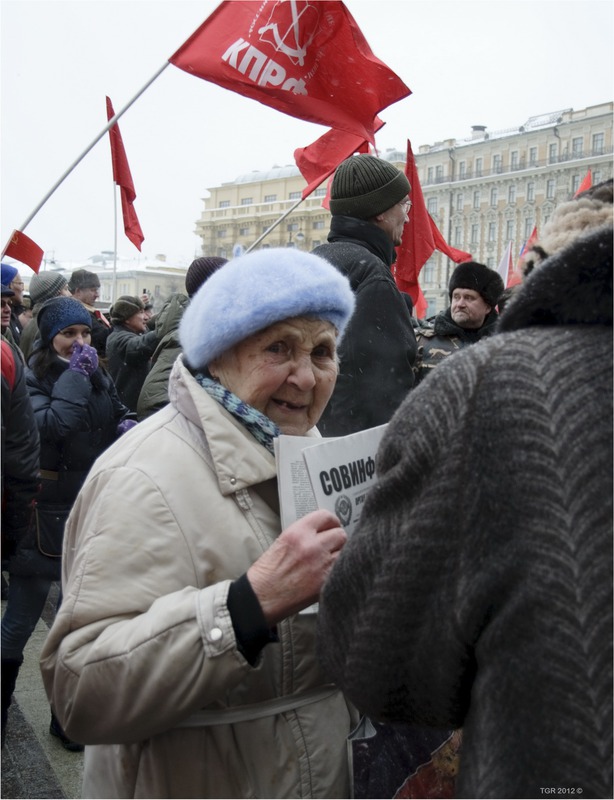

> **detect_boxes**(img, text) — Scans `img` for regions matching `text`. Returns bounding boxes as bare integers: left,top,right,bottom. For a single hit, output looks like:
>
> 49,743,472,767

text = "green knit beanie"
329,154,410,219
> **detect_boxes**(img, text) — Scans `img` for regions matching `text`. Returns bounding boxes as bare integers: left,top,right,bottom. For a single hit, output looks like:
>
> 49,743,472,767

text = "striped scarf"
195,373,280,455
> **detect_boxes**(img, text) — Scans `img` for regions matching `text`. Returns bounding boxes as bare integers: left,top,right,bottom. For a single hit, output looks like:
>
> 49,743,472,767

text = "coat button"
210,627,223,642
229,477,236,485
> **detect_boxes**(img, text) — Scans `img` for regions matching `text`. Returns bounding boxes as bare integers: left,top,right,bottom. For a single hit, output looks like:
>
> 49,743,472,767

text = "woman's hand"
68,342,99,377
247,509,347,626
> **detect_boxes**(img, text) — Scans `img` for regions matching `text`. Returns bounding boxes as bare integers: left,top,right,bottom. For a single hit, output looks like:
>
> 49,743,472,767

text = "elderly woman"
40,249,357,799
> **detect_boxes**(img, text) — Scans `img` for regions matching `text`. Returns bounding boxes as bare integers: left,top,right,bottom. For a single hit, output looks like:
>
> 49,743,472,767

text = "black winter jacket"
313,216,417,435
1,338,40,561
414,306,499,384
9,356,130,578
107,325,158,412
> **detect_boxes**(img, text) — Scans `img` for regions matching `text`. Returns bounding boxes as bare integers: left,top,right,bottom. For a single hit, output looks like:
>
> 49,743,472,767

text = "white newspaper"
275,424,387,536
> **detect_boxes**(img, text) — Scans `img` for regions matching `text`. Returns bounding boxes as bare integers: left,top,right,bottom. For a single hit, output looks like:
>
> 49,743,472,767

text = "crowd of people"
0,158,611,799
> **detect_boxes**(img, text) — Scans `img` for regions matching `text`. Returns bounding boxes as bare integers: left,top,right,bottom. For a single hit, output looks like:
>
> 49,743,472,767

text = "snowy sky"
1,0,612,270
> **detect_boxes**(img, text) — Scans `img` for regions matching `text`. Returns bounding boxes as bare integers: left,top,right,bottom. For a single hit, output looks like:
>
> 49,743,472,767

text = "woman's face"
209,317,338,436
52,324,92,359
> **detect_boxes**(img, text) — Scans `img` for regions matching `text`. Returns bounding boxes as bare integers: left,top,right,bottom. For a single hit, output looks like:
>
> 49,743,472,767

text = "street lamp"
287,230,305,249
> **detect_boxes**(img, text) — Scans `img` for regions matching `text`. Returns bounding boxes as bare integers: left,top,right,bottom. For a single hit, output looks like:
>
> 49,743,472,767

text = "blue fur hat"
180,248,355,369
1,263,19,287
37,296,92,346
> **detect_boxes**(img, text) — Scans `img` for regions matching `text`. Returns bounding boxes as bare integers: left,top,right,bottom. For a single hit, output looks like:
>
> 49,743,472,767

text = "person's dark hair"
29,342,59,382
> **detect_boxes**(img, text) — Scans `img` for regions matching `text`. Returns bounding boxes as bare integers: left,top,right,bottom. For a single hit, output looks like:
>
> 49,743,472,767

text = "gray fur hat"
111,295,144,324
329,154,410,219
521,179,613,276
448,262,504,308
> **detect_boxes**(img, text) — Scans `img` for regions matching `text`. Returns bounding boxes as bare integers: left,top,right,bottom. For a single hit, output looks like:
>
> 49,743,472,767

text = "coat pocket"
35,506,68,558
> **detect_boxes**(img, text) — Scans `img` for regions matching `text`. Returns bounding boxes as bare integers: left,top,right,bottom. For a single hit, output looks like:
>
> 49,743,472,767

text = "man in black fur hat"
414,261,504,384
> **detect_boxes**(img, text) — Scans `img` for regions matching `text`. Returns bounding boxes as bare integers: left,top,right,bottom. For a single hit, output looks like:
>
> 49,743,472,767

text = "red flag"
3,230,43,273
295,118,384,199
169,2,410,143
394,140,471,317
574,168,592,197
106,97,144,251
515,225,538,276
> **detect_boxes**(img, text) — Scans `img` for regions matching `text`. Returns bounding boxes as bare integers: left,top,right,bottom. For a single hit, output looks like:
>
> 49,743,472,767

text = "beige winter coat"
40,357,357,799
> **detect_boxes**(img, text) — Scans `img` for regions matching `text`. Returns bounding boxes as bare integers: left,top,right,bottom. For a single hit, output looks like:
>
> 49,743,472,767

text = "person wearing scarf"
40,249,358,799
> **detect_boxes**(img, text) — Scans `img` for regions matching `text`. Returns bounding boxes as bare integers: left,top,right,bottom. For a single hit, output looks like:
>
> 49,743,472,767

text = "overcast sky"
1,0,612,271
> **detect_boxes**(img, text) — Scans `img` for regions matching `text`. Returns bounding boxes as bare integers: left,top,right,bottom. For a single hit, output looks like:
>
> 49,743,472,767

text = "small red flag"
105,97,144,251
3,230,43,273
394,140,472,317
574,168,592,197
515,225,538,276
169,1,410,143
295,118,384,200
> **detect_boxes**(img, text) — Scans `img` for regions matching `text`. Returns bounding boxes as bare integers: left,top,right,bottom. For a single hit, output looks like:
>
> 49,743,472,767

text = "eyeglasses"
398,199,412,213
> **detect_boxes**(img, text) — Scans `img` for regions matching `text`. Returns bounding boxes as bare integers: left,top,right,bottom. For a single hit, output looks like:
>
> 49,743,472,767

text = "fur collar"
498,224,612,333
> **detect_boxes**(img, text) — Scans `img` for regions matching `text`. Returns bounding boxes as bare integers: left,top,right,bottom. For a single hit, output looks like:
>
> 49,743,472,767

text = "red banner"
106,97,144,251
395,140,471,317
295,119,384,199
170,1,410,143
3,230,43,273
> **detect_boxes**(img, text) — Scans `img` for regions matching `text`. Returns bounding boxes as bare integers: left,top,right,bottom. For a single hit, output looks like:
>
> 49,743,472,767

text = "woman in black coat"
1,296,134,749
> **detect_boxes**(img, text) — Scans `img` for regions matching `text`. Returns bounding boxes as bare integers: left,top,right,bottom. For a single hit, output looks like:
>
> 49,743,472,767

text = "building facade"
195,101,613,316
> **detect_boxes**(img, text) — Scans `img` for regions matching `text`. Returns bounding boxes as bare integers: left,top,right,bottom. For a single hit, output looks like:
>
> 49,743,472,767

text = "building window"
592,132,605,155
435,165,443,182
471,224,479,244
549,143,558,164
473,191,480,210
527,181,535,202
427,167,434,183
493,154,502,174
594,169,603,184
312,240,321,248
264,194,277,203
572,137,583,157
571,175,581,195
508,185,516,204
475,158,483,177
262,225,269,233
314,187,327,197
312,220,325,229
217,229,227,238
289,191,301,200
529,147,538,166
239,227,250,236
524,218,534,238
459,161,466,179
287,222,299,232
488,222,496,242
454,226,462,246
456,193,463,211
510,151,519,169
219,200,230,208
240,197,253,205
490,187,498,206
427,198,438,214
546,179,556,199
423,261,435,283
506,220,514,240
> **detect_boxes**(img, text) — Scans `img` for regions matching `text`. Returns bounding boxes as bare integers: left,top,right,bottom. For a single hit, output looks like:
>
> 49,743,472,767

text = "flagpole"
244,176,327,254
113,184,118,305
11,62,171,238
